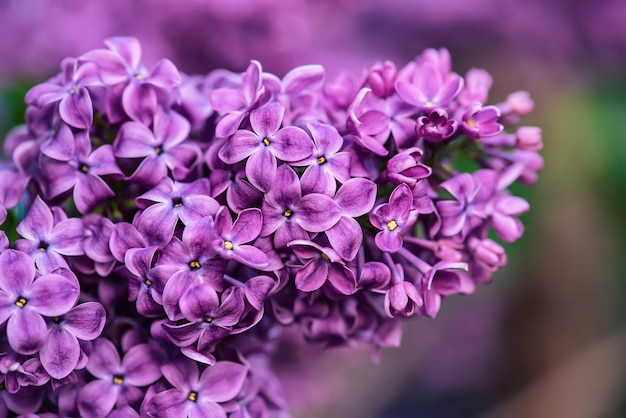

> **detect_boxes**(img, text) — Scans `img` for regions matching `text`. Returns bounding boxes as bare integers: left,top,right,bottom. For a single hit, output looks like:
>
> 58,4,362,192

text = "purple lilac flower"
24,58,101,129
123,246,165,317
261,164,342,248
163,285,245,357
77,339,161,418
218,102,313,192
396,62,463,111
370,184,418,252
209,60,267,138
210,207,269,269
0,38,542,416
134,177,219,247
82,36,182,124
289,240,357,295
152,216,228,320
41,130,122,214
326,178,377,261
0,250,79,355
15,197,84,273
461,103,503,139
415,108,458,142
115,108,200,186
299,122,351,196
40,302,106,379
145,358,247,418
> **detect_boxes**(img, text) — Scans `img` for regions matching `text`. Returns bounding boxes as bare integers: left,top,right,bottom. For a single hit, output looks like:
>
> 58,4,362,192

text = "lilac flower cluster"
0,37,542,417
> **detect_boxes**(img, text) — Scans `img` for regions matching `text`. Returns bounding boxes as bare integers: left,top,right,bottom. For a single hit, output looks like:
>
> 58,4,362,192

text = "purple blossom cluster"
0,37,542,417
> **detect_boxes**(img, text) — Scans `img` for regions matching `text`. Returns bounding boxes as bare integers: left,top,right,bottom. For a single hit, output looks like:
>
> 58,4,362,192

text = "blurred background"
1,0,625,417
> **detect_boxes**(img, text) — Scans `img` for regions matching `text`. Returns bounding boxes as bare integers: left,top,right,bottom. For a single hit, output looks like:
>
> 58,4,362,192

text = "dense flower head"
0,37,542,416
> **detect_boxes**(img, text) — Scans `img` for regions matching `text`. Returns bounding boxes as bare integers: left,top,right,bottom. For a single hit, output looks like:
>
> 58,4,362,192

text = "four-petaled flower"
370,184,418,253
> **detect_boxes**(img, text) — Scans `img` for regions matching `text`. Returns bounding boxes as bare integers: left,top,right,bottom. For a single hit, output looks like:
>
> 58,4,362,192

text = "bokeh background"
1,1,625,417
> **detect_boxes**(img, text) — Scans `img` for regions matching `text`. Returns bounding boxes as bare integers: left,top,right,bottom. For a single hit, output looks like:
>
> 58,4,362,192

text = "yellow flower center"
80,164,89,173
387,220,398,231
223,241,234,250
320,252,330,261
15,297,27,308
205,316,213,323
189,260,201,270
144,279,152,287
112,375,124,385
154,146,163,155
467,119,475,127
317,156,326,165
283,209,293,218
262,138,271,146
188,391,198,402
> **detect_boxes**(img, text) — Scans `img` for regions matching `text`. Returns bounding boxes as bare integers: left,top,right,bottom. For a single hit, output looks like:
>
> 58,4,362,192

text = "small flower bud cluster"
0,37,542,416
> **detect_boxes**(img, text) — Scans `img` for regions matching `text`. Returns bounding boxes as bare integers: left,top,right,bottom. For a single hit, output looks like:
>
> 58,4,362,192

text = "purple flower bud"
515,126,543,151
415,108,458,143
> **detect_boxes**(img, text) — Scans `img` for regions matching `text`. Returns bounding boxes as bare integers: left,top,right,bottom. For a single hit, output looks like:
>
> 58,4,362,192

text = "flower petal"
334,178,377,217
16,196,53,241
271,126,313,162
87,338,120,379
230,209,262,244
250,102,283,137
123,344,162,386
180,284,220,321
63,302,107,340
77,379,118,418
28,273,79,316
297,194,342,232
123,81,157,125
198,361,248,403
7,309,47,355
145,389,189,418
40,327,80,379
59,88,93,129
0,249,35,295
325,216,362,261
245,148,276,193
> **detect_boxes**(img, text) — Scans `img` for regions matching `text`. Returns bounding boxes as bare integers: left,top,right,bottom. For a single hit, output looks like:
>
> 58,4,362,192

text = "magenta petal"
335,178,377,217
148,59,182,88
389,184,413,215
328,265,357,295
297,194,342,232
40,327,80,379
87,338,120,379
28,274,79,316
110,222,146,262
230,209,262,244
115,122,157,158
218,130,260,164
244,275,274,311
16,196,53,241
104,36,142,69
209,88,246,113
63,302,106,340
123,344,161,386
180,285,220,321
40,123,75,161
162,321,201,347
190,401,226,418
300,164,335,196
272,127,314,162
0,250,35,295
230,245,269,269
326,216,362,261
74,174,114,214
7,309,47,354
267,164,301,208
49,218,84,256
162,358,198,391
123,81,157,124
198,361,248,403
154,109,190,148
283,64,325,93
375,231,402,253
295,259,328,292
137,203,179,247
492,213,524,243
77,380,118,418
250,102,283,137
215,112,246,139
146,389,189,418
246,148,276,192
59,88,93,129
